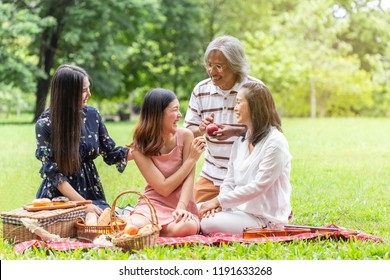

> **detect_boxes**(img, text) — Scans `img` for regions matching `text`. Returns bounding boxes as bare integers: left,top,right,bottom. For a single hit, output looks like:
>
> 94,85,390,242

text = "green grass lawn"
0,117,389,260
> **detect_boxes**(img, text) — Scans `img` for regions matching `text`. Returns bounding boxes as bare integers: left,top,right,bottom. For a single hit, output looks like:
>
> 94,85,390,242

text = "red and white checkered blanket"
13,224,382,254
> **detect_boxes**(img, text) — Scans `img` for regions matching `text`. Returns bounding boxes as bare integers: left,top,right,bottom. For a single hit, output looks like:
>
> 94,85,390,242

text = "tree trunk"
310,77,316,118
32,1,73,122
34,77,51,121
128,91,134,120
33,27,60,122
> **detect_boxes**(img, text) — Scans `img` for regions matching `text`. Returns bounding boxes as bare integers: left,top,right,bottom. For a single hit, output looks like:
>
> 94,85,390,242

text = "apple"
206,123,218,136
123,224,139,235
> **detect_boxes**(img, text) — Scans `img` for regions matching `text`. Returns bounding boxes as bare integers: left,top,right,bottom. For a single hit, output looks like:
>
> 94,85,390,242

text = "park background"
0,0,389,260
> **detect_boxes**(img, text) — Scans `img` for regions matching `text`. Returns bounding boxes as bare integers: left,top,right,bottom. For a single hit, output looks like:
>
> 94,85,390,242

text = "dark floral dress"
35,106,128,209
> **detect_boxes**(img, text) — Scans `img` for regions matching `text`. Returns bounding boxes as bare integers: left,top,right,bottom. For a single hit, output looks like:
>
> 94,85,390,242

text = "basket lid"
0,205,87,220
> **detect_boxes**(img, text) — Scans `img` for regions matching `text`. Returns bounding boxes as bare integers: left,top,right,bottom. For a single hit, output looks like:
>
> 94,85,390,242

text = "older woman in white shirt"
199,82,292,234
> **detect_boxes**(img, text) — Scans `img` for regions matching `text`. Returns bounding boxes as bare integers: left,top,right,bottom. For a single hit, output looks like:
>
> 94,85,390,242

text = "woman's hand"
172,209,197,223
85,204,103,215
188,136,206,162
127,147,134,161
199,198,221,218
201,206,222,219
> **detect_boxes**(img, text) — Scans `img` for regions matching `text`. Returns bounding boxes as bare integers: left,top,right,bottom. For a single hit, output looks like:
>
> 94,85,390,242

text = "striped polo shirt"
184,76,263,186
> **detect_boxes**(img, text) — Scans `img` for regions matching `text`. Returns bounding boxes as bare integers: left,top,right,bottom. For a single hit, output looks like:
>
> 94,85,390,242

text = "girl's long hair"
242,82,282,146
130,88,177,156
50,64,88,175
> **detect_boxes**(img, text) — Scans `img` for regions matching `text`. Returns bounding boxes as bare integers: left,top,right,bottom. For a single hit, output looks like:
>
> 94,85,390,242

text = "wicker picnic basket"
76,216,126,242
110,190,160,252
0,206,86,243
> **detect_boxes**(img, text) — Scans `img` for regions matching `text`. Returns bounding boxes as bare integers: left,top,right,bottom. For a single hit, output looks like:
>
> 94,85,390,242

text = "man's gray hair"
204,35,249,83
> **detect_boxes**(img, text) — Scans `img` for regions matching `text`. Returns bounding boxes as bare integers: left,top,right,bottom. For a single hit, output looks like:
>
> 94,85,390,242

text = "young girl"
199,82,292,234
125,88,206,237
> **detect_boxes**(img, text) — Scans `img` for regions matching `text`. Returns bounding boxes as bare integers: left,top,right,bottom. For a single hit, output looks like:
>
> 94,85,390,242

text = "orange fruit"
124,224,139,235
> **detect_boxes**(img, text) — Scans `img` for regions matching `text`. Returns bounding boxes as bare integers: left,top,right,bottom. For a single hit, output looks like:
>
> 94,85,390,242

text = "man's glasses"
206,63,226,72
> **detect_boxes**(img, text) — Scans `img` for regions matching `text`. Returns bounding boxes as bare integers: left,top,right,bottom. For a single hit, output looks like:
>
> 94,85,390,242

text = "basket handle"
110,190,159,233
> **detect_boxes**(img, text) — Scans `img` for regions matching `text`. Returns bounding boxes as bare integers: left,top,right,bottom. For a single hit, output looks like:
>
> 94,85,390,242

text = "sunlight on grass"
1,117,389,259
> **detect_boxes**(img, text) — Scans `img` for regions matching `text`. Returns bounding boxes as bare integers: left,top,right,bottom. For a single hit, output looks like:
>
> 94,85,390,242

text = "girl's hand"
127,147,134,161
188,137,206,161
85,204,103,215
172,209,196,223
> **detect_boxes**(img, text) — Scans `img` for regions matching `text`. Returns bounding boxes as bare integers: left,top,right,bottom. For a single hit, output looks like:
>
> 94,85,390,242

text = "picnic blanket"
12,224,382,254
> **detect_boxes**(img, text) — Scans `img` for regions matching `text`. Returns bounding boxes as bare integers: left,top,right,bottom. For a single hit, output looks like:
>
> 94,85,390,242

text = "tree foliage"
0,2,52,91
0,0,389,119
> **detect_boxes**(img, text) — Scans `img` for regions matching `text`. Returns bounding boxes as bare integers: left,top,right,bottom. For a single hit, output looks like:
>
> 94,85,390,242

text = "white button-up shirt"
218,127,292,226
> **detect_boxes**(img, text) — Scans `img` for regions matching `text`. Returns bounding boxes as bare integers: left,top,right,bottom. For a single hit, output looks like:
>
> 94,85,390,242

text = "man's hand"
214,125,246,140
198,113,215,136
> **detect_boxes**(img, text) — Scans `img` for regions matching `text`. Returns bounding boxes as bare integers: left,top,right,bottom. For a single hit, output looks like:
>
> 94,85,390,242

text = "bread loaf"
32,198,52,207
97,207,112,226
85,212,98,226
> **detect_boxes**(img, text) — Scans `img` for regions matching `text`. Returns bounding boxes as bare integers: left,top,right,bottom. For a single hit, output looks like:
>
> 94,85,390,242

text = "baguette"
85,212,98,226
97,207,112,226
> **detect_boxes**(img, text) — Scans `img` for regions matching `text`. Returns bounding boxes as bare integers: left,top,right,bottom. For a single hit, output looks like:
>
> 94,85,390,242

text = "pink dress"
132,129,199,227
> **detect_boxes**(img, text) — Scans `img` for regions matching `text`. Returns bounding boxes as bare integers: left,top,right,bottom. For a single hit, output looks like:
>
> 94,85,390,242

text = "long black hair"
50,64,89,175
